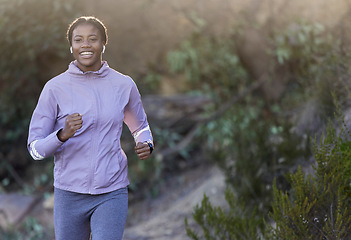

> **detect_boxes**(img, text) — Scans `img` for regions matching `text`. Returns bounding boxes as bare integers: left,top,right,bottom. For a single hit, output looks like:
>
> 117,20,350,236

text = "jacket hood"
67,60,110,78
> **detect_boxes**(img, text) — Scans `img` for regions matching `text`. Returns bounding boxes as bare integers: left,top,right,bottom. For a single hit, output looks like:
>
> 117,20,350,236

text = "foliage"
142,73,162,91
177,19,351,239
271,20,349,117
0,0,80,187
273,21,329,65
185,111,351,239
0,217,52,240
268,113,351,239
219,113,310,212
167,22,336,214
128,124,191,198
168,35,248,104
185,188,264,240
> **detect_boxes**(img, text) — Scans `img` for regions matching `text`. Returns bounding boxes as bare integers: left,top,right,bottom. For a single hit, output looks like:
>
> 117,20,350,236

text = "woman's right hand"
57,113,83,142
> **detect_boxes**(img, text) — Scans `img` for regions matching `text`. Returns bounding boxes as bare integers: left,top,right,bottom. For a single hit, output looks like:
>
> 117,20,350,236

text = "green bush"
0,0,80,187
0,217,52,240
185,112,351,239
271,20,348,118
180,19,351,240
167,21,345,213
185,188,264,240
268,115,351,239
168,34,248,104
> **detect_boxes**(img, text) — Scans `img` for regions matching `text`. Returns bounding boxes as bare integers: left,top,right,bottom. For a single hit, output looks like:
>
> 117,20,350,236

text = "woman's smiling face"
71,23,105,72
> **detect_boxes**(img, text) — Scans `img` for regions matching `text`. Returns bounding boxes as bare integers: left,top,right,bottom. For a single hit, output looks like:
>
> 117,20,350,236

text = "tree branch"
0,153,26,189
155,76,267,159
194,75,267,124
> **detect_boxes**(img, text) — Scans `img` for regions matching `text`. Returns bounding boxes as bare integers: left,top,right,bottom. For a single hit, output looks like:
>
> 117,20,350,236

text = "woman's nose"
81,40,91,47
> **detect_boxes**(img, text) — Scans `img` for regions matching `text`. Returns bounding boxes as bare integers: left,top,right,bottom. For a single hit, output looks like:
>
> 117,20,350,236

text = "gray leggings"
54,187,128,240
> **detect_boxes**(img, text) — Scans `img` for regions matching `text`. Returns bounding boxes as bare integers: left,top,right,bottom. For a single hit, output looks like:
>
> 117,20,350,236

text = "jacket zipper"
88,74,99,194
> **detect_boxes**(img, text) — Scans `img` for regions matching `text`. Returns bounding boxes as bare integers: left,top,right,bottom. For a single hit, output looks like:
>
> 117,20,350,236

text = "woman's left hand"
135,142,152,160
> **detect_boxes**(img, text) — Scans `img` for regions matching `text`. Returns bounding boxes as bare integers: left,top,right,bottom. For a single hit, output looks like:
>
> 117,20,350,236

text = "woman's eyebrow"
74,34,98,38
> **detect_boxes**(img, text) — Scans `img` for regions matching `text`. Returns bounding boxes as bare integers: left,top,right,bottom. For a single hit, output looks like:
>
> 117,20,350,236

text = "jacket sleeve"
123,79,153,145
27,83,64,160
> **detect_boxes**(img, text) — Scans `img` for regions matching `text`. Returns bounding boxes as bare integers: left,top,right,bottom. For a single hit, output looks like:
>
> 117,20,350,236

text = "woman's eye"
74,39,82,42
90,38,97,42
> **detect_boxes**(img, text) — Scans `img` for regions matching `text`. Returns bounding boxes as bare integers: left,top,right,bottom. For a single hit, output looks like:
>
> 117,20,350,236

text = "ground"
10,163,226,239
124,164,226,240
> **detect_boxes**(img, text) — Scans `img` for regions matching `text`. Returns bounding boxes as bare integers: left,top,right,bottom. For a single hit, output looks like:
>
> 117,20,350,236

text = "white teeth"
80,52,93,55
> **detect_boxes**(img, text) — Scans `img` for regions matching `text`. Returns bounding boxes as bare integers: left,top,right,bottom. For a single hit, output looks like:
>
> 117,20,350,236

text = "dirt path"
123,165,226,240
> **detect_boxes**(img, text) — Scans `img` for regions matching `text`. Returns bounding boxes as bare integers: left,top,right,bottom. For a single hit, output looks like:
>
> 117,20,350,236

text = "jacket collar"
68,60,110,78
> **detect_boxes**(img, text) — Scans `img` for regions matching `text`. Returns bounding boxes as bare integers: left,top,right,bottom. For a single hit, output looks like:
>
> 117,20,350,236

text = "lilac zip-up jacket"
27,61,153,194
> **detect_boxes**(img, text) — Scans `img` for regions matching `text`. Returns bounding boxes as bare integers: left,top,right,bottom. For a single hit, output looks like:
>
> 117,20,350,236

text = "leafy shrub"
168,35,248,104
185,113,351,239
271,20,349,118
0,0,80,186
268,115,351,239
180,19,351,240
167,22,341,213
0,217,52,240
185,188,264,240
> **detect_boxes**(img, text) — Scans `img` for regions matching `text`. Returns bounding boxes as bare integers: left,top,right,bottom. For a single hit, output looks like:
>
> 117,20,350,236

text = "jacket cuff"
133,125,153,144
29,130,65,160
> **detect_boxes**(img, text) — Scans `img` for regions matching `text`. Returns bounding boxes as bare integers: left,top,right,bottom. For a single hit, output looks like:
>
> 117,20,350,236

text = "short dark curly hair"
67,16,108,46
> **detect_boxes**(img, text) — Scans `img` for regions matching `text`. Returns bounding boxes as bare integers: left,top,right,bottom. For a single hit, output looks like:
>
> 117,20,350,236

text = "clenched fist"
57,113,83,142
135,142,152,160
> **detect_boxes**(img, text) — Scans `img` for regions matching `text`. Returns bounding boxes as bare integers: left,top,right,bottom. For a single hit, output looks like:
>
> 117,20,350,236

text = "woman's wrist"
57,129,68,142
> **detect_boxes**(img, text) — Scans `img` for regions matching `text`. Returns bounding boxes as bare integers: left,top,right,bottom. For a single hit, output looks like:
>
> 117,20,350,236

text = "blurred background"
1,0,351,239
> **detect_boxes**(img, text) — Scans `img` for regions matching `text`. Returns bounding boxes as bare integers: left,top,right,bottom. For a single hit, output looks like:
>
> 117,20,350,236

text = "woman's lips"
80,51,94,58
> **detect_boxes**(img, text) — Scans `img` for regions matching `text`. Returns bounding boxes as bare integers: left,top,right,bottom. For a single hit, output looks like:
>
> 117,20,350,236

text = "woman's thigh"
54,188,91,240
90,188,128,240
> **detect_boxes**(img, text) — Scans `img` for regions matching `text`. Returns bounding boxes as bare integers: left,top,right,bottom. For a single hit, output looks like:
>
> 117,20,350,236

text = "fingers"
137,151,150,160
135,142,146,149
66,113,83,130
135,142,151,160
67,113,83,122
60,113,83,141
